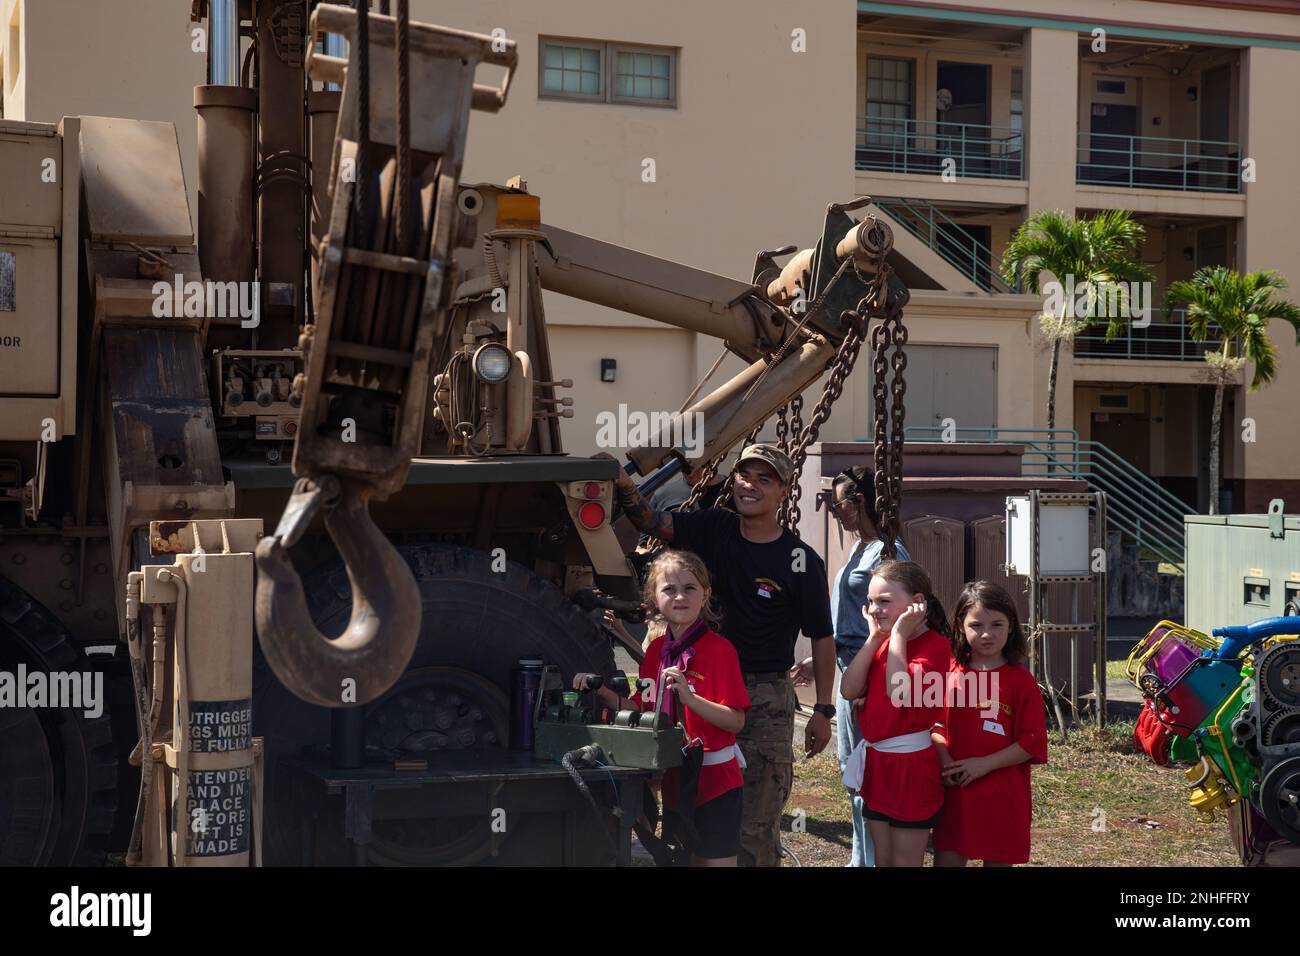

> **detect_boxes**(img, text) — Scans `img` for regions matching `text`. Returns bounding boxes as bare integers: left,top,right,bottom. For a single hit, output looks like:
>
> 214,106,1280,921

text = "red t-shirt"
933,661,1048,863
635,628,751,810
855,628,950,822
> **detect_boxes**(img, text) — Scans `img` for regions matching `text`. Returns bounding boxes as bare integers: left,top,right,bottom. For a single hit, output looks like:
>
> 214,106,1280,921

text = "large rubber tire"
0,577,118,865
254,543,615,865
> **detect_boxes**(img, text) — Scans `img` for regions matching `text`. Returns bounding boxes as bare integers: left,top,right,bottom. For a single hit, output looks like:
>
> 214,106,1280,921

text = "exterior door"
1199,64,1232,188
885,344,997,434
937,62,991,174
1091,409,1151,473
1089,103,1138,183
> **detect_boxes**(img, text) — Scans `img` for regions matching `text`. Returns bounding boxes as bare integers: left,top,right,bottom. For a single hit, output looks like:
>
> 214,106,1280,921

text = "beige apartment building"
4,0,1300,516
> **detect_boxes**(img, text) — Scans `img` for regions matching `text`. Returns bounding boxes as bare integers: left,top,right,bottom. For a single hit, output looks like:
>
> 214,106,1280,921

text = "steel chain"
869,275,909,558
778,395,806,526
782,310,868,530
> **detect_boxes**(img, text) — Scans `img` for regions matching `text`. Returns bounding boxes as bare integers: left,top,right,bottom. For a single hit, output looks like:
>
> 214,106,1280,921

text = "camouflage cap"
735,443,794,484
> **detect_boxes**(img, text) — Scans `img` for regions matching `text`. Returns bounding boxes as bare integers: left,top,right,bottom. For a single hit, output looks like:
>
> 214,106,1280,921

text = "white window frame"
539,37,678,109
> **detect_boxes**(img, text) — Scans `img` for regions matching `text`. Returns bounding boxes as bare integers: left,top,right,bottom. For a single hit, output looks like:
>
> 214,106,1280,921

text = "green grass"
782,718,1239,866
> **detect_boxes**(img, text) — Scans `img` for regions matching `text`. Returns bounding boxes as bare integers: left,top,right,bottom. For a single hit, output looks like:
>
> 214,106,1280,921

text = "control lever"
573,586,648,623
585,675,632,697
752,243,800,287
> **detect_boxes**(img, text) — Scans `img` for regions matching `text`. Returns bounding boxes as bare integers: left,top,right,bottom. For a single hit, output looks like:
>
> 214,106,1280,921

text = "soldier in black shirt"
610,443,835,867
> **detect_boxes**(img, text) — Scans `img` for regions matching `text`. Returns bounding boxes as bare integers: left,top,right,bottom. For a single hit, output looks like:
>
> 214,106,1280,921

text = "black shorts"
863,805,941,829
663,787,743,860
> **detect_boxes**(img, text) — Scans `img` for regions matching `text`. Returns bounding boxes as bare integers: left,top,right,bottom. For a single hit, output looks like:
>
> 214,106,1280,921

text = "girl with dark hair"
932,580,1048,867
839,560,951,866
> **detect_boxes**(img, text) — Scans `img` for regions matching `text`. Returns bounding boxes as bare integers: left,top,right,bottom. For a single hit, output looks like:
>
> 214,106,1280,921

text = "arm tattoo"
619,486,674,542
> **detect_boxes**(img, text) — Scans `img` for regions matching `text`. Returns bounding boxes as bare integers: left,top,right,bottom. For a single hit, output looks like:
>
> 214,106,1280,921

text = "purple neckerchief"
657,618,709,724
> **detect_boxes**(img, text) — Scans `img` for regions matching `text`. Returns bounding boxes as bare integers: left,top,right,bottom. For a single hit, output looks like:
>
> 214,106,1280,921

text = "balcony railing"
1072,308,1233,361
1076,132,1241,193
856,117,1023,180
872,197,1013,293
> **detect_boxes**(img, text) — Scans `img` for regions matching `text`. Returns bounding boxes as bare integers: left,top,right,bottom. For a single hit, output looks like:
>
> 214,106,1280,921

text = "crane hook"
254,475,421,708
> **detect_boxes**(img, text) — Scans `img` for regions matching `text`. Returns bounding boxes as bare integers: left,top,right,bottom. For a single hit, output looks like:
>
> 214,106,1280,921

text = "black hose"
561,746,622,863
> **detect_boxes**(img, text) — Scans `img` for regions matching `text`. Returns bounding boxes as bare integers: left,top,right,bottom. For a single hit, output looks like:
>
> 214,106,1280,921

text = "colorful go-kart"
1127,617,1300,864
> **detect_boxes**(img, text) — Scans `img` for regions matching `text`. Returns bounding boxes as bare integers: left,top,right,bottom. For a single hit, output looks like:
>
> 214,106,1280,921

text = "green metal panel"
1185,512,1300,634
533,720,684,770
856,2,1300,51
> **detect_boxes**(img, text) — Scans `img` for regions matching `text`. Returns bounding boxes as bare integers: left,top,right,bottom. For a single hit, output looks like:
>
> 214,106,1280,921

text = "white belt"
840,729,932,790
701,744,747,769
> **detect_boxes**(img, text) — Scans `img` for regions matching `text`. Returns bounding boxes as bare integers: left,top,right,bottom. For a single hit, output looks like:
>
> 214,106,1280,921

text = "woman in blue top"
794,466,908,866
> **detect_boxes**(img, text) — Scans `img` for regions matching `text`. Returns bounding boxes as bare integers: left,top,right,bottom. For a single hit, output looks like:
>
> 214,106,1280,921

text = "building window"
613,47,673,103
540,38,677,108
541,42,603,99
864,57,913,146
1010,68,1023,135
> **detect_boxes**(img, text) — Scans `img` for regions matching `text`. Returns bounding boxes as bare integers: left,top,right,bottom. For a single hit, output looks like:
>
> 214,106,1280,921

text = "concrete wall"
427,0,856,454
7,0,205,212
4,0,1299,501
1234,45,1300,511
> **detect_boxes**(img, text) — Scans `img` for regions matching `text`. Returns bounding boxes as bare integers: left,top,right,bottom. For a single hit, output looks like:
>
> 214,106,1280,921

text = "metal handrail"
1020,452,1185,565
903,426,1193,571
914,427,1196,526
1022,450,1185,565
1075,131,1241,193
856,116,1023,181
873,196,1014,293
1073,307,1234,361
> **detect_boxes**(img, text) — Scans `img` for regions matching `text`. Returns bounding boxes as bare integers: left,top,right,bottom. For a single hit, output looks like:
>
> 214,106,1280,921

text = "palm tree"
1001,209,1154,430
1163,267,1300,515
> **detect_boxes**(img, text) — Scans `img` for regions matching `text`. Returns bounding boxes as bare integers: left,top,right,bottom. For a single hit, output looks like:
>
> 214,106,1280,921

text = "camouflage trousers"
735,675,796,867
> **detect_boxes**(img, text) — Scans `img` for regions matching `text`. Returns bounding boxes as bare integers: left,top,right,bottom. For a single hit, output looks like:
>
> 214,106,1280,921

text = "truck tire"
254,543,615,865
0,577,118,865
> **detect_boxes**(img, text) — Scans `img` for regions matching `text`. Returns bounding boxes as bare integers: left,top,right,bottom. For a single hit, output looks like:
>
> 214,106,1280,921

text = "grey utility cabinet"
1185,501,1300,635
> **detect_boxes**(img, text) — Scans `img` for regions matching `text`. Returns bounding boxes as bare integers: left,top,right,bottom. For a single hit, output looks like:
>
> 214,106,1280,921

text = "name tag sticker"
982,719,1007,737
756,588,770,598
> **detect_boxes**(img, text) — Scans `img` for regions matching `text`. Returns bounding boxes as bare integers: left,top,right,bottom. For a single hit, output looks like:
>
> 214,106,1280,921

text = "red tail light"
582,481,603,499
578,501,606,529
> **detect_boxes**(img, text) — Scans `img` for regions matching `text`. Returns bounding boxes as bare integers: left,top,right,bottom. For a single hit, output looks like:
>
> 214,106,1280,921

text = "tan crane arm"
535,210,891,476
537,224,789,364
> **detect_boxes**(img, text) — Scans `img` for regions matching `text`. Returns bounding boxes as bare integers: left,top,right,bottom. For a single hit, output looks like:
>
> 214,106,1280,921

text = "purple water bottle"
510,658,545,750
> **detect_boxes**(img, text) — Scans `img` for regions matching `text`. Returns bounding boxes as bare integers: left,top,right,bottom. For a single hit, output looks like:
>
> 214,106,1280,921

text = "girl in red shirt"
576,549,749,866
933,580,1048,866
840,560,951,867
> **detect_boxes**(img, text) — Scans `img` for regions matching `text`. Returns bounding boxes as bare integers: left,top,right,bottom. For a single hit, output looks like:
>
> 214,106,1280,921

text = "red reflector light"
582,481,603,499
578,501,606,529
